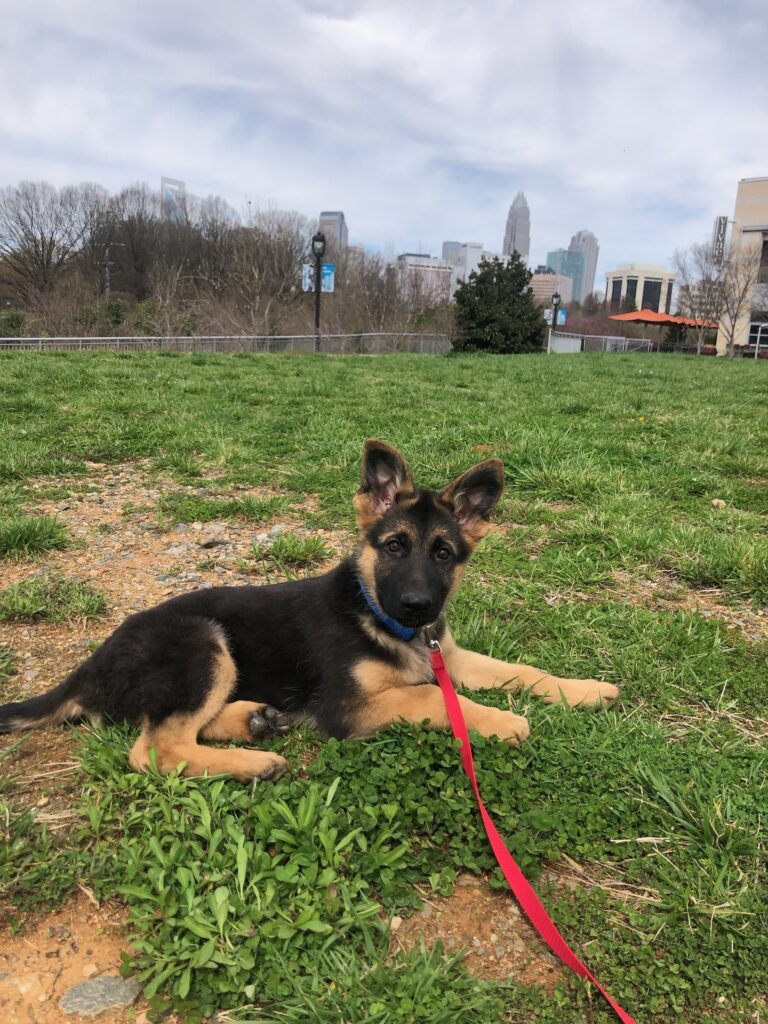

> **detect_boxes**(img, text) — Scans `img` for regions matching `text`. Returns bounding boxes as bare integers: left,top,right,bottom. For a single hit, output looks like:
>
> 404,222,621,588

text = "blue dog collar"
357,575,416,641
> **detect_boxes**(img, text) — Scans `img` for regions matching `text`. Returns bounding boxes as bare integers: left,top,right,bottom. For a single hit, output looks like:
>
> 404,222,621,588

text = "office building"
568,230,599,301
441,241,494,295
318,211,348,252
604,263,675,313
546,249,585,305
716,177,768,354
530,268,573,306
396,253,453,303
502,192,530,262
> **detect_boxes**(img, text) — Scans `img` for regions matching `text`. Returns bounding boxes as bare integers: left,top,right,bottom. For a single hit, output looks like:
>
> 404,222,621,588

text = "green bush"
0,310,25,338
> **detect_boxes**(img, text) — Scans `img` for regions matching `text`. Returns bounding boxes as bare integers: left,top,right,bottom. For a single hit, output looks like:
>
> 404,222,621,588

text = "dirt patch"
392,874,566,990
0,894,166,1024
542,569,768,647
609,569,768,646
0,728,82,833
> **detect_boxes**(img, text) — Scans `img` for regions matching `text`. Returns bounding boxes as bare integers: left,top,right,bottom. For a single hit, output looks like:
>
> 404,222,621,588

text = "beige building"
716,177,768,354
605,263,675,313
396,253,453,303
529,271,573,306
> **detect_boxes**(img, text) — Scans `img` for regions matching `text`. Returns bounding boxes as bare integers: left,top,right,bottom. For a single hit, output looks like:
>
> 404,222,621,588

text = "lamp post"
547,290,561,352
311,231,326,352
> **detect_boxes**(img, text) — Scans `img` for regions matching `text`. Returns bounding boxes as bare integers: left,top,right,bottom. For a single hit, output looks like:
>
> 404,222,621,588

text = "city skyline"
2,1,766,288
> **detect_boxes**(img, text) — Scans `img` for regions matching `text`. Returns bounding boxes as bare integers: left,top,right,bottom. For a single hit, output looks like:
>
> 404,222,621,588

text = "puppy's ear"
354,439,414,528
440,459,504,544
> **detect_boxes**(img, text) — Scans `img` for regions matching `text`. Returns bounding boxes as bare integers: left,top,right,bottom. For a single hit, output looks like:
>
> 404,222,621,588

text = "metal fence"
0,332,452,355
548,331,653,354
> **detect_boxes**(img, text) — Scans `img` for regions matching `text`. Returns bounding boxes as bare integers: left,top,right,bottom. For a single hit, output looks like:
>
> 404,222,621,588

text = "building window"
610,279,622,312
641,279,662,312
665,281,674,314
625,278,638,305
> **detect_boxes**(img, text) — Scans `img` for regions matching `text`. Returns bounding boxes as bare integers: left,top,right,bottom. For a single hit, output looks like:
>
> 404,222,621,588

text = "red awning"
609,309,717,329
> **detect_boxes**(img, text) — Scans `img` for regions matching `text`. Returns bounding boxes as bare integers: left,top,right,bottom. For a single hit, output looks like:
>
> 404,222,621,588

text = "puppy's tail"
0,671,85,734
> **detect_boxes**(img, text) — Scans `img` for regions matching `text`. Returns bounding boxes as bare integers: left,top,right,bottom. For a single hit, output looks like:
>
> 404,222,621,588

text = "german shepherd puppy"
0,440,618,781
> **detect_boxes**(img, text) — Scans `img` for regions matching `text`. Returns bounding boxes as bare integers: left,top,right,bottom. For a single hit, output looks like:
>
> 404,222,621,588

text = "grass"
0,645,16,684
252,533,333,572
0,573,106,622
1,350,768,1022
0,514,68,558
157,493,291,528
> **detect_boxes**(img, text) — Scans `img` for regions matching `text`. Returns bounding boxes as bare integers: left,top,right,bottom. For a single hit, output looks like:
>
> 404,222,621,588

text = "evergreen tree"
453,254,545,353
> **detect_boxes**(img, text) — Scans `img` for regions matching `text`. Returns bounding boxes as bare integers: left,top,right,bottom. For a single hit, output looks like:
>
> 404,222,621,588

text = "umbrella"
609,309,717,329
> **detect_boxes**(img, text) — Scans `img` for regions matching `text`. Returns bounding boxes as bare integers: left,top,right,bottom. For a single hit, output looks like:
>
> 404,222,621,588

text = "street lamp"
551,291,561,328
546,291,561,353
311,231,326,352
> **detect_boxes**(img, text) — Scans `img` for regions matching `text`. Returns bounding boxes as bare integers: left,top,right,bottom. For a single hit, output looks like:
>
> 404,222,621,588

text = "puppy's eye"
434,546,452,562
385,538,402,553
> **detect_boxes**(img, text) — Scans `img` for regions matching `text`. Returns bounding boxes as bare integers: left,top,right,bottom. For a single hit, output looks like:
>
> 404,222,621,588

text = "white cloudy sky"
2,0,767,286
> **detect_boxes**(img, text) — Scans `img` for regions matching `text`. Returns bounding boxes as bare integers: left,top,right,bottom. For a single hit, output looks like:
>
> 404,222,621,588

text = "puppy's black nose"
400,592,431,615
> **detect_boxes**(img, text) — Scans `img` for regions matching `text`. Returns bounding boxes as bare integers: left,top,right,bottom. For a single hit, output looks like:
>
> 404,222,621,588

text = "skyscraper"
318,211,348,252
502,192,530,262
546,249,585,306
568,230,599,302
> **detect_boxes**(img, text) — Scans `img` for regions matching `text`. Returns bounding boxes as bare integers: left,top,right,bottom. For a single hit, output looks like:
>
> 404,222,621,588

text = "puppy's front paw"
481,707,530,745
553,678,619,707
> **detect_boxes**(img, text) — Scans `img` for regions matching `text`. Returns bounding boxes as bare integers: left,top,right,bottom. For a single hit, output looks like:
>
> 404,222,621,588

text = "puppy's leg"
201,701,291,742
348,684,530,745
441,629,619,707
129,635,287,782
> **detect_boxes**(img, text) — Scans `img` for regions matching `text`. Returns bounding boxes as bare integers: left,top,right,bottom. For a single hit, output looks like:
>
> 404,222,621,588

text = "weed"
0,644,16,684
0,574,106,622
252,534,333,572
158,493,289,528
0,514,68,558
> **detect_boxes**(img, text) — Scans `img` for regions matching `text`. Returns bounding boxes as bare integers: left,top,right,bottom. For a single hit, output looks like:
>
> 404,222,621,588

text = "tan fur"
201,700,269,742
11,697,87,732
357,625,433,679
348,680,530,745
441,628,619,706
128,641,287,781
356,542,378,594
353,491,380,531
353,654,430,697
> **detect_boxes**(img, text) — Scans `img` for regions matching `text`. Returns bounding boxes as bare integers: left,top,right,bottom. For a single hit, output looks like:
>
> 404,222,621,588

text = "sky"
1,0,767,291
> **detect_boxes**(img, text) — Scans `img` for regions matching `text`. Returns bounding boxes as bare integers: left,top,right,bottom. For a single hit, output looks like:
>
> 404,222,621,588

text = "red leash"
429,642,638,1024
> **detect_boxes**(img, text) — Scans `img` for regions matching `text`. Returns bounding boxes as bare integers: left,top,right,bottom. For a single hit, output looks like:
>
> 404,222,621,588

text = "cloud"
1,0,766,287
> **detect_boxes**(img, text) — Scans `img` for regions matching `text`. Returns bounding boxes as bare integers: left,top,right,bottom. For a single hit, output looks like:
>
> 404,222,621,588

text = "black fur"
0,555,450,741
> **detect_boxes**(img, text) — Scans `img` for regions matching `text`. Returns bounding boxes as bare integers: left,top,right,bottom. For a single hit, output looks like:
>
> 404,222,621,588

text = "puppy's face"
355,440,504,628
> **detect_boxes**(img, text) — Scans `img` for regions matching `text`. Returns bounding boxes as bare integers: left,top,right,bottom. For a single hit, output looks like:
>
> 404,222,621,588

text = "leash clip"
423,624,441,652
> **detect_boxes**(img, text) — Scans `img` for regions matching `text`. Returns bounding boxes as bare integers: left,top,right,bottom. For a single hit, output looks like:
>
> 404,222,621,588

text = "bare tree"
719,241,762,357
673,241,724,353
110,184,162,300
218,209,311,334
0,181,107,304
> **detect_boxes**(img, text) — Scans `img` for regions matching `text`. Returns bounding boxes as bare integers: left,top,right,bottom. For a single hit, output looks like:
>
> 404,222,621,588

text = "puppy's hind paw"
249,705,292,740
